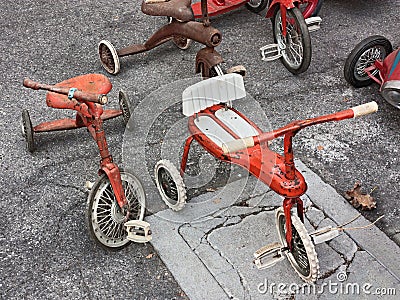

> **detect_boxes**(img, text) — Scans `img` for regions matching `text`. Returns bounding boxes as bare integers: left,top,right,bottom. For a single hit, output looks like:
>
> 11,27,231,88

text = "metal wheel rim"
275,10,304,69
157,168,179,206
210,65,224,77
247,0,263,8
119,92,131,125
90,172,145,248
277,211,311,277
354,46,386,81
98,40,119,74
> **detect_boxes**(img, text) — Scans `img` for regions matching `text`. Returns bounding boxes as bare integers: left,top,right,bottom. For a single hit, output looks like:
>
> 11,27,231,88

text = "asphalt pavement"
1,0,399,299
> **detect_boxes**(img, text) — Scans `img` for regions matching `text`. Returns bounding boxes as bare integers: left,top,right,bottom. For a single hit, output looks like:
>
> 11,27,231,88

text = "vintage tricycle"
344,35,400,109
21,74,151,250
98,0,322,76
152,73,377,282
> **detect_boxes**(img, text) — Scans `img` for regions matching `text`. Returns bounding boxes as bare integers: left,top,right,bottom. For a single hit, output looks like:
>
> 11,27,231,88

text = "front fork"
283,197,304,251
89,112,129,216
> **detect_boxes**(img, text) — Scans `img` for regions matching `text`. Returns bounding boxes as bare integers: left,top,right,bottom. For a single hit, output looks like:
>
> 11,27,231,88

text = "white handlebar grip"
351,101,378,118
222,137,255,154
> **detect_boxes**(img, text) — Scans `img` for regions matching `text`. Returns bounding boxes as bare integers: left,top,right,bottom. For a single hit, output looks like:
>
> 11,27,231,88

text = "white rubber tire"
154,160,187,211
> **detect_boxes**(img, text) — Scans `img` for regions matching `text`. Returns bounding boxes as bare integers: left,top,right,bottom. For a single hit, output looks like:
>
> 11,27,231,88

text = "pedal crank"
125,220,152,243
260,44,283,61
305,16,322,33
254,242,286,270
310,226,340,244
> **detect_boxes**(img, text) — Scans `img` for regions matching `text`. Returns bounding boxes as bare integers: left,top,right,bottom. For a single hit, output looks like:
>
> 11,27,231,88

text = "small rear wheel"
98,40,120,75
272,7,311,74
119,90,131,127
87,170,146,251
155,160,187,211
21,109,34,152
246,0,269,13
275,207,319,283
344,35,392,88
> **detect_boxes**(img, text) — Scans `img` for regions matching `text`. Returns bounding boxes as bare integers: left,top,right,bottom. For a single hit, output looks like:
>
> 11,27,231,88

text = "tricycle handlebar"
222,101,378,154
23,78,108,105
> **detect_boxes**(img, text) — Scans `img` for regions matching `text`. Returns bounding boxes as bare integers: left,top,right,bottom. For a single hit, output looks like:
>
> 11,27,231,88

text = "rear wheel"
119,90,131,127
98,40,120,75
168,17,192,50
272,7,311,74
155,160,187,211
275,207,319,283
246,0,269,13
344,35,392,88
21,109,34,152
87,170,146,250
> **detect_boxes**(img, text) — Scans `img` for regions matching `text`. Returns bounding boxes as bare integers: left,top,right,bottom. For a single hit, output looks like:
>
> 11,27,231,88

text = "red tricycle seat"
46,74,112,108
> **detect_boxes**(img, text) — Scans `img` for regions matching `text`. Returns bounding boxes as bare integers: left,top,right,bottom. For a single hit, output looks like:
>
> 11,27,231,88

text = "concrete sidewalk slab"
147,159,400,299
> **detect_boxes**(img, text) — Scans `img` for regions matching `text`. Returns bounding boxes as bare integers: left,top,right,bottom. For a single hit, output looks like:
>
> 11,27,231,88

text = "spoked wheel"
87,170,146,251
272,7,311,74
275,207,319,283
167,17,192,50
298,0,324,18
98,40,120,75
21,109,34,152
155,160,187,211
344,35,392,88
199,63,225,78
246,0,269,13
119,90,131,127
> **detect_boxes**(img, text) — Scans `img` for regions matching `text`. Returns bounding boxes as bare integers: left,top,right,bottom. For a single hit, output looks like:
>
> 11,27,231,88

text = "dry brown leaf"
317,145,324,151
146,253,154,259
345,182,376,210
213,198,221,204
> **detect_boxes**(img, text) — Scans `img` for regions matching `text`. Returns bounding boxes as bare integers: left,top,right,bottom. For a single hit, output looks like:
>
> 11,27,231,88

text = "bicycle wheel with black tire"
272,7,312,74
275,207,319,283
87,170,146,251
344,35,392,88
246,0,269,13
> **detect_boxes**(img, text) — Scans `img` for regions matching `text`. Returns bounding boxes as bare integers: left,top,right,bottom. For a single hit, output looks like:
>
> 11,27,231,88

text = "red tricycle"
98,0,322,76
153,73,377,282
344,35,400,109
21,74,151,250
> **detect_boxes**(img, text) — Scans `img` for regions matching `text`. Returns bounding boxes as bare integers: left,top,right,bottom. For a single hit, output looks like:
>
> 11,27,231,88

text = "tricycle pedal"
254,242,286,270
310,226,340,244
226,65,246,77
305,16,322,33
260,44,282,61
125,220,152,243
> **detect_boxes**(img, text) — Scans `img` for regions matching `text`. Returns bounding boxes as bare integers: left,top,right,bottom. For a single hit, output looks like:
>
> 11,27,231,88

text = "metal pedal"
226,65,246,77
305,16,322,33
310,226,340,244
254,242,286,270
260,44,283,61
125,220,152,243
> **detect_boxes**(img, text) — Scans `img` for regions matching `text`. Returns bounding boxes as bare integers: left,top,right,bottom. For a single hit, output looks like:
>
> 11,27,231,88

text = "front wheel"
87,170,146,251
98,40,120,75
344,35,393,88
272,7,312,74
246,0,269,13
21,109,34,152
275,207,319,283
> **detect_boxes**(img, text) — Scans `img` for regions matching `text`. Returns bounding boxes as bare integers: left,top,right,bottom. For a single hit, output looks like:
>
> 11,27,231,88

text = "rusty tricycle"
21,74,151,250
98,0,322,76
152,73,377,282
344,35,400,109
99,0,236,78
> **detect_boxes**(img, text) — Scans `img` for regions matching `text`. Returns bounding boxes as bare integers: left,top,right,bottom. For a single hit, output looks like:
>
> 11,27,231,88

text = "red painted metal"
23,74,128,211
182,101,362,249
192,0,249,18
